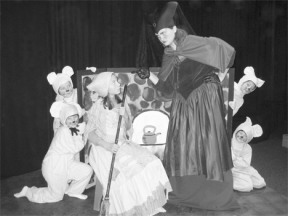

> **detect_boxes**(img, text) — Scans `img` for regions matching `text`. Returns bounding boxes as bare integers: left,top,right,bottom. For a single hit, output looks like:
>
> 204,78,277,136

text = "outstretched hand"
131,68,150,79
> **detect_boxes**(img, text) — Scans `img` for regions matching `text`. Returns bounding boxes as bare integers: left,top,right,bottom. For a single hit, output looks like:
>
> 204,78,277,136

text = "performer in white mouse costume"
14,102,93,203
231,117,266,192
229,66,265,116
47,66,79,133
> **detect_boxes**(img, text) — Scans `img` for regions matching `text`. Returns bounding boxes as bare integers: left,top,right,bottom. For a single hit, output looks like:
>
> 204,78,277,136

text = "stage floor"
1,170,287,216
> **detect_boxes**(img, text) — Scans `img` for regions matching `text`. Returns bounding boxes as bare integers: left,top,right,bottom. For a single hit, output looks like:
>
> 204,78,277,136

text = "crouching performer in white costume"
85,72,172,216
231,117,266,192
14,102,93,203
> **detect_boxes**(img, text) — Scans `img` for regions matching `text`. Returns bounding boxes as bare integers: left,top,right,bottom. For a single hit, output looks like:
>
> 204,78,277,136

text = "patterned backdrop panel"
78,68,233,116
77,68,234,188
78,68,170,119
77,68,234,158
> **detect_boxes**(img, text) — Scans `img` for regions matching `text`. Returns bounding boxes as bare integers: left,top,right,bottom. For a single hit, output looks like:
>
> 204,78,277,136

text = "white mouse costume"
47,66,79,133
85,72,171,216
14,103,93,203
229,67,265,116
231,117,266,192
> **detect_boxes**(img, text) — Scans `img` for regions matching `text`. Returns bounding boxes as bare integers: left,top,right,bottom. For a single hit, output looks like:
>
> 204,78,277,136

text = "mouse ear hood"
47,65,74,94
233,117,263,142
238,66,265,88
50,102,83,125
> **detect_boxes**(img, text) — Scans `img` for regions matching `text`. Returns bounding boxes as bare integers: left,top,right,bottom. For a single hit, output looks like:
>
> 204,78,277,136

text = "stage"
1,169,287,216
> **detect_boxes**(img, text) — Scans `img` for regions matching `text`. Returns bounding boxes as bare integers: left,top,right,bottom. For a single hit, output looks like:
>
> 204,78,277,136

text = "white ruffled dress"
86,99,172,216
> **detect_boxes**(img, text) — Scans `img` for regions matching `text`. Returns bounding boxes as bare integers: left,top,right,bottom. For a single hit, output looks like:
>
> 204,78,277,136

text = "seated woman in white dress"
231,117,266,192
84,72,172,216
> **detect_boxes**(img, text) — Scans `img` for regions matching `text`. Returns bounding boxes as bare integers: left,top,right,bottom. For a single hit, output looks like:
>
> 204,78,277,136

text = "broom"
100,84,128,216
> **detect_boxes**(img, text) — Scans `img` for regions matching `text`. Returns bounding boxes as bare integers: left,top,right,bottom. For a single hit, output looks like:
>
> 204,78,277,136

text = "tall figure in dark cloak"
135,1,239,211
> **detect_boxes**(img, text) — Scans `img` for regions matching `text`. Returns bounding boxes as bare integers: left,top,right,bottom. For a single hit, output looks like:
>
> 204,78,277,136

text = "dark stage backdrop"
1,0,287,178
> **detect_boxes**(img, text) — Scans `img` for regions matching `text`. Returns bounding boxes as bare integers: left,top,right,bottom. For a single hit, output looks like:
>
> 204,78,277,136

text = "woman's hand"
126,127,134,140
131,68,150,79
109,144,120,153
118,107,125,116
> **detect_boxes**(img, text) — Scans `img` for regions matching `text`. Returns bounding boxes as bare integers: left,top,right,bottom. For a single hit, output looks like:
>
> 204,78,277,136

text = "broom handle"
104,85,128,199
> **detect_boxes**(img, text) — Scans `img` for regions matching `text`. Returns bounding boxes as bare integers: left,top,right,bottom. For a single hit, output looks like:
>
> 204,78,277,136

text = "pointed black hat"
153,1,178,33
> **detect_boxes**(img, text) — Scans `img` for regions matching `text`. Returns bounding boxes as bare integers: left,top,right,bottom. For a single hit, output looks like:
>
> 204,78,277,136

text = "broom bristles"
100,199,110,216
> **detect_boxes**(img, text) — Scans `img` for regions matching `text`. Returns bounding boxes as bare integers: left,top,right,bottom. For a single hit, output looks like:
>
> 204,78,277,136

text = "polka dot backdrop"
78,68,233,131
78,68,234,162
80,69,172,119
